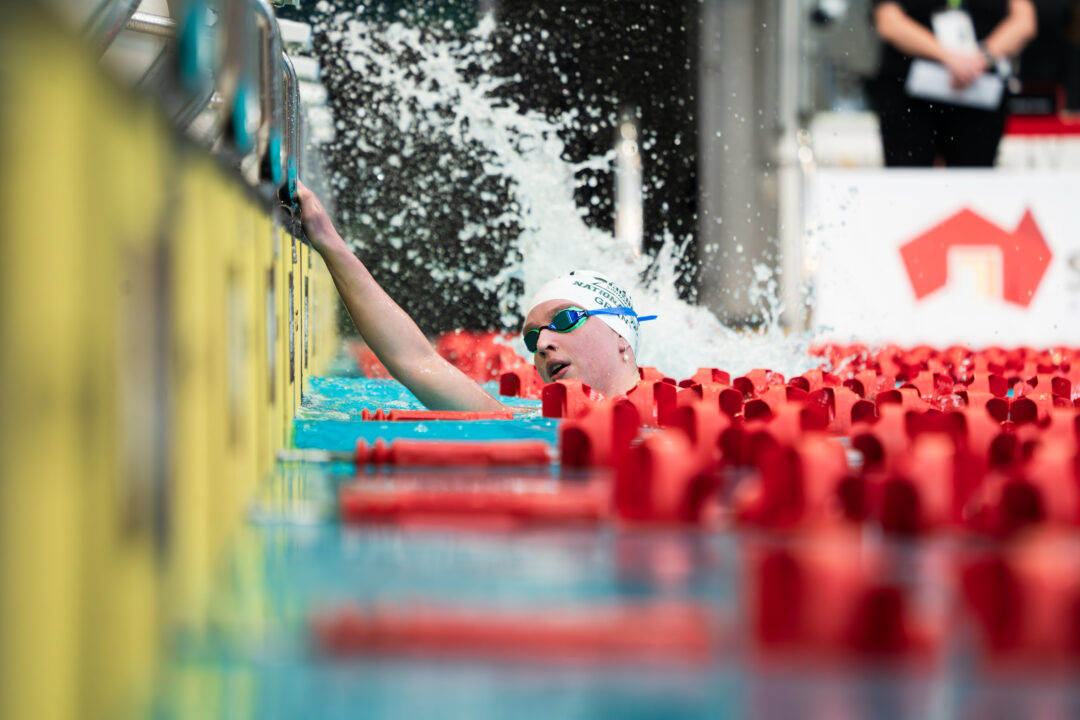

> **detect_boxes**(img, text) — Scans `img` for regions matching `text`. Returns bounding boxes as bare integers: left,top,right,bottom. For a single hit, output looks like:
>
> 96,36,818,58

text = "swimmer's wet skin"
298,180,507,412
522,270,656,397
297,181,656,409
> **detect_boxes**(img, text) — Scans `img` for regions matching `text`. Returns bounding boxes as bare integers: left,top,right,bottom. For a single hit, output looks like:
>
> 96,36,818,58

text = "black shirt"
873,0,1011,78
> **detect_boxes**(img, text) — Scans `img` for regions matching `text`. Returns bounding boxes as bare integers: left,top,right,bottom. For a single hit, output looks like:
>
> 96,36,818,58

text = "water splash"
309,4,817,380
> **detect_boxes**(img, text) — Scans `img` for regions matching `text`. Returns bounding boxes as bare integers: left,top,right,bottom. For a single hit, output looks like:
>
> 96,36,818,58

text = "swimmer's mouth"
549,362,570,379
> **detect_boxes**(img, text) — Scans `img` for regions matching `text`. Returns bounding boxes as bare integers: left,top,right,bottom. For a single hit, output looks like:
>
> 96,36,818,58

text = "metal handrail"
84,0,142,55
126,11,177,38
251,0,285,186
84,0,300,194
123,5,217,137
281,51,302,204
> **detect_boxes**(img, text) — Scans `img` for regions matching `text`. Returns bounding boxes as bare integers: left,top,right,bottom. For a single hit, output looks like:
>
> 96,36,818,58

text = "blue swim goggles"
523,306,658,353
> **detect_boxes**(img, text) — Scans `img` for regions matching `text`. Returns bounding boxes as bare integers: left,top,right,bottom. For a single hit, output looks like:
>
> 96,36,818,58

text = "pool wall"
0,6,339,720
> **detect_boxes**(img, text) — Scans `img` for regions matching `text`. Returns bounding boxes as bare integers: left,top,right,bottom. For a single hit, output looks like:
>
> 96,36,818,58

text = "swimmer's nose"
533,328,559,353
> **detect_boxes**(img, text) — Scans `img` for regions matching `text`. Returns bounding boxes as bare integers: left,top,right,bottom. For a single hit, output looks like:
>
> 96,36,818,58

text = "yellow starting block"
0,5,339,720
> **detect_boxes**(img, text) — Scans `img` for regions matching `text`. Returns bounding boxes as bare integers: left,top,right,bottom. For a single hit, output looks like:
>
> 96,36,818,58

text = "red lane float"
331,342,1080,675
689,367,732,386
613,430,721,526
638,366,669,383
874,433,981,534
498,365,545,399
354,439,552,467
621,379,671,426
355,332,531,383
360,408,515,421
339,480,607,528
311,602,715,665
345,344,1080,537
734,436,848,529
662,400,731,464
434,330,528,382
541,379,604,419
960,535,1080,669
749,544,941,663
559,399,641,468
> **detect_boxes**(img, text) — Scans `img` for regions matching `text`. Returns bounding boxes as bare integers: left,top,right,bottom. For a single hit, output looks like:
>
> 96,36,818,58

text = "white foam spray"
325,11,818,380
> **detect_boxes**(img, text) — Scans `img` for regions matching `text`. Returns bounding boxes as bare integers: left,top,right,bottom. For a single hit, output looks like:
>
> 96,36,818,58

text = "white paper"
905,59,1003,110
931,9,978,52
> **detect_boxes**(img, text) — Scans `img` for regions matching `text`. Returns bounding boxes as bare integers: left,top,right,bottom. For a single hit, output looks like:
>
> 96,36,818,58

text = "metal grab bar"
126,11,177,38
281,51,302,205
85,0,301,195
85,0,142,55
252,0,285,186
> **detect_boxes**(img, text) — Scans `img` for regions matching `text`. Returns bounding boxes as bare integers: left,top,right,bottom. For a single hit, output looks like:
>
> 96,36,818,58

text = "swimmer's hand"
296,179,344,255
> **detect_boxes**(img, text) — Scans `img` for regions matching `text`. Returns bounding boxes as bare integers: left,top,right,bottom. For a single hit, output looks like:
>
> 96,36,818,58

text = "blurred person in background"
869,0,1037,166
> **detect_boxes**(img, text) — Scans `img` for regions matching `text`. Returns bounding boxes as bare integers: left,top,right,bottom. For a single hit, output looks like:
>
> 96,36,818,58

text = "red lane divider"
961,538,1080,669
734,436,848,529
311,602,715,665
749,545,941,662
613,430,721,526
690,367,732,386
662,400,731,465
354,332,531,384
360,408,515,421
541,379,604,419
737,368,785,397
339,480,608,528
881,434,979,534
354,439,552,467
638,366,670,383
345,344,1080,539
326,343,1080,672
623,379,669,426
559,399,641,469
831,386,862,434
434,331,529,382
498,365,545,399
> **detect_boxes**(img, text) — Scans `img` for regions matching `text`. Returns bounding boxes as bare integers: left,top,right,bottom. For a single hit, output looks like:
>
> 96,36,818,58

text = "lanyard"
947,0,962,8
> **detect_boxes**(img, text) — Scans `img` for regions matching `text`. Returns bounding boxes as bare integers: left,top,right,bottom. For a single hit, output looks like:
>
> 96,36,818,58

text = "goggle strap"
587,307,659,323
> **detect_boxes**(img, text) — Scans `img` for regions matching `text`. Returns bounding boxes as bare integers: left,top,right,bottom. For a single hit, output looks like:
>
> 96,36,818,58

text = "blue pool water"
157,375,1080,720
294,376,554,450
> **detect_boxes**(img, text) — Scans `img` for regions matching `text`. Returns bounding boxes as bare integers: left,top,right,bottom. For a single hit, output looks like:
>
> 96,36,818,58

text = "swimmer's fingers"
294,179,320,222
295,179,341,253
296,178,318,212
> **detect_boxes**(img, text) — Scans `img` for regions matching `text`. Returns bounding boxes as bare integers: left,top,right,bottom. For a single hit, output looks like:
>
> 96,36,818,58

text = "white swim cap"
527,270,650,355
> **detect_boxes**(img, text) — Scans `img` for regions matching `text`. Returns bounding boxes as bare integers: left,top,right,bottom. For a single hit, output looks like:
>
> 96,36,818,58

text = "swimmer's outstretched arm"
297,180,507,412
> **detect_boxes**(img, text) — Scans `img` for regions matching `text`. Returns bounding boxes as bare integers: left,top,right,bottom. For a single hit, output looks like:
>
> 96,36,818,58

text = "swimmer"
297,180,656,410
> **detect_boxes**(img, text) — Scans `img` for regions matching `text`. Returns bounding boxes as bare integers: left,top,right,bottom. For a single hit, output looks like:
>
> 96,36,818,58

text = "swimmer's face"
523,299,635,397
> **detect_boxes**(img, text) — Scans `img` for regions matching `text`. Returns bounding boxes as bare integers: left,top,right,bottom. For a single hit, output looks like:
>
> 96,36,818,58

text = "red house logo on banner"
899,208,1053,307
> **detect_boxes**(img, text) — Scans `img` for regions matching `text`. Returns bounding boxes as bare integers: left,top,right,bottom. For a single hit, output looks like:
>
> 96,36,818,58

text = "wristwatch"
978,43,998,74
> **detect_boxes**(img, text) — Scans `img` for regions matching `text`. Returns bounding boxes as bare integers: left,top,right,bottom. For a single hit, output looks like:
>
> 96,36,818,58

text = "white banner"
807,169,1080,346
